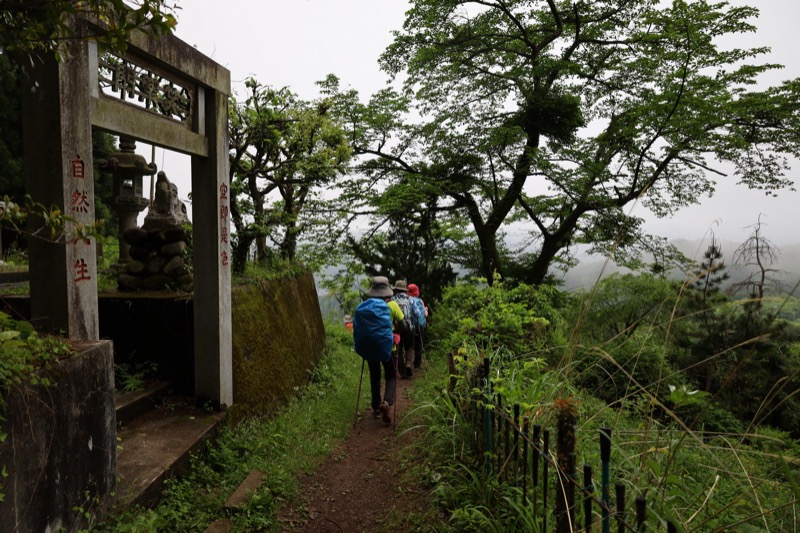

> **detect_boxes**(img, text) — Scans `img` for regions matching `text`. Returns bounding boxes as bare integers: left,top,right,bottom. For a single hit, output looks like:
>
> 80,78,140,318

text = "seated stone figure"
143,171,190,230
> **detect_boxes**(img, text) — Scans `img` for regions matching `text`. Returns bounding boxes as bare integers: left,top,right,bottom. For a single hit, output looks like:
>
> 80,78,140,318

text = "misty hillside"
561,238,800,293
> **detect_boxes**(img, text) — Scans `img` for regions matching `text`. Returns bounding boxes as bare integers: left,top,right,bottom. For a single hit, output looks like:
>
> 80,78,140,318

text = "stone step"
114,381,171,426
201,470,265,533
224,469,265,509
115,397,226,507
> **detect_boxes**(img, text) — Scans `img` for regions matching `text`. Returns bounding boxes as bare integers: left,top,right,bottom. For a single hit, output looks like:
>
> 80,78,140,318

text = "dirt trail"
276,373,432,532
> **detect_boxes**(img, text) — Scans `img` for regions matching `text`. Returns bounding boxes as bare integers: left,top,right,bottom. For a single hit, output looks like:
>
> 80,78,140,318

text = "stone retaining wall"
230,272,326,418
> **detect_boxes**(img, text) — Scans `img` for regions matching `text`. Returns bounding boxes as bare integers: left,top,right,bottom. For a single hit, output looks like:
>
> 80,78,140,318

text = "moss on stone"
230,271,325,419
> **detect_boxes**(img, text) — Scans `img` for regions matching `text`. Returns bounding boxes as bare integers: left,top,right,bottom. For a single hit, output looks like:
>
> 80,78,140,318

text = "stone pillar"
191,87,233,407
22,25,99,339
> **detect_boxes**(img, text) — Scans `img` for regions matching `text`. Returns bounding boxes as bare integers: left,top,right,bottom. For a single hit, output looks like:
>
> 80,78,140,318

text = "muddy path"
276,372,436,532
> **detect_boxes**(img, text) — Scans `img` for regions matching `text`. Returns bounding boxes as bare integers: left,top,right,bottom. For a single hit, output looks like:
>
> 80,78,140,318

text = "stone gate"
21,17,233,406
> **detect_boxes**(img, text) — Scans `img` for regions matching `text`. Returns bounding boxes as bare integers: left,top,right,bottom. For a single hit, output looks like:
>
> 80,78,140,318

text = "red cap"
407,283,420,297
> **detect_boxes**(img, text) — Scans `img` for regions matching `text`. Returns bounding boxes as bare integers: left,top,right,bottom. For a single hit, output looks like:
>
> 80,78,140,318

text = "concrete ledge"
0,341,116,533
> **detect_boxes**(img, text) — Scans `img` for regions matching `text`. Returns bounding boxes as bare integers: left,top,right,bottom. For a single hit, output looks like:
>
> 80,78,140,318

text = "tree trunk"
475,224,503,284
231,230,255,274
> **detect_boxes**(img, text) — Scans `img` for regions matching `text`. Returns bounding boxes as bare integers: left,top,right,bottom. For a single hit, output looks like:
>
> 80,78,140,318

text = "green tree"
228,78,351,272
1,0,176,60
0,53,22,200
574,273,679,342
335,0,800,285
347,199,458,304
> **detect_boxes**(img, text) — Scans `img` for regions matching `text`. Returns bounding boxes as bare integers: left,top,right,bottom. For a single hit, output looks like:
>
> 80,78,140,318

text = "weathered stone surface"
164,227,188,242
147,255,167,275
142,172,190,231
117,273,141,291
123,227,149,245
161,241,186,258
126,260,145,274
0,341,116,533
150,231,168,245
224,470,265,509
141,274,172,290
119,225,193,292
163,255,187,276
176,275,194,291
129,245,148,261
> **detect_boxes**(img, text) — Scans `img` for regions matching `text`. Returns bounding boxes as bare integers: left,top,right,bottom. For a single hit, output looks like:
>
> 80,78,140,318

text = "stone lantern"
100,136,156,263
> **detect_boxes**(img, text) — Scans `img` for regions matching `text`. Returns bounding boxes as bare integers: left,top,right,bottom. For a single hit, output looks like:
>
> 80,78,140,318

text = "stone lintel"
92,97,209,157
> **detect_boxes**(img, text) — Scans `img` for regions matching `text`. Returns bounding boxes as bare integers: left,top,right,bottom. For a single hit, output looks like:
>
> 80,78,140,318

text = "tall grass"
411,276,800,531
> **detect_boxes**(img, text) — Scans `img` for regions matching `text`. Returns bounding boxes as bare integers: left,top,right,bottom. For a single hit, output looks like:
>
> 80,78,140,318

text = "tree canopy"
1,0,177,61
228,78,351,271
330,0,800,284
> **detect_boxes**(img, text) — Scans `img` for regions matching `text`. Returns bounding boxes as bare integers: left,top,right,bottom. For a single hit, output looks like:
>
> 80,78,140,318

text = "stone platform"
115,384,226,507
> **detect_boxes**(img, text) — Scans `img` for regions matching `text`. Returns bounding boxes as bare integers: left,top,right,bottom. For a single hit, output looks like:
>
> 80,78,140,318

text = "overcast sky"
148,0,799,248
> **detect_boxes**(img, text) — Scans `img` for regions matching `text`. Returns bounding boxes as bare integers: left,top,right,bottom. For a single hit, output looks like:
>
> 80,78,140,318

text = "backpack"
352,298,393,362
410,296,426,330
392,293,418,335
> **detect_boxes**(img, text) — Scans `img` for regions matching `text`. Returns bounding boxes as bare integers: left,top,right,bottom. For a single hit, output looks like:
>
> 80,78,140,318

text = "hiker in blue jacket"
391,279,419,378
353,276,401,425
407,283,428,369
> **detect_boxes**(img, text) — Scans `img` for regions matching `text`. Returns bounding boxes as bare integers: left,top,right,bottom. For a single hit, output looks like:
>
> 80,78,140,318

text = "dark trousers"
398,332,415,374
368,355,396,410
414,332,423,367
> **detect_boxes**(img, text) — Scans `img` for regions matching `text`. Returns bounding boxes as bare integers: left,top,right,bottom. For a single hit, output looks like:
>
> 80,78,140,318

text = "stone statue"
142,171,189,230
121,170,193,292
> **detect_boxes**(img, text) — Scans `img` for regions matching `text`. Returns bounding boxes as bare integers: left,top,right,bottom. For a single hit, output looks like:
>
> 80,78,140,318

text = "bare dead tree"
730,214,784,302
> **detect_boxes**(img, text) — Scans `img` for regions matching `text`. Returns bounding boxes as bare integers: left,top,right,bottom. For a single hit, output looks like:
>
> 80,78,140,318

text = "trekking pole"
393,350,399,431
354,359,365,427
419,329,425,364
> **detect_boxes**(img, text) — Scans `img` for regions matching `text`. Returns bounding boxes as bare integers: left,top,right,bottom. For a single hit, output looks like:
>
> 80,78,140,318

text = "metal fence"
474,357,679,532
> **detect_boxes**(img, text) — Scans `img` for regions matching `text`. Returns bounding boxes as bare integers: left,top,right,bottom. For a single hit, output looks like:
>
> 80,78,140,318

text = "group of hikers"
352,276,429,425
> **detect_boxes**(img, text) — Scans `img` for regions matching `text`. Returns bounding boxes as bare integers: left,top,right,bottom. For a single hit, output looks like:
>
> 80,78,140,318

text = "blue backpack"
353,298,393,362
410,296,426,330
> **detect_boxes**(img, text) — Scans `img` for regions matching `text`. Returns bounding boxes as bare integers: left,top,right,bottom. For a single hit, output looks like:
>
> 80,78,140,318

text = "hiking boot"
406,366,413,378
379,401,391,425
373,408,382,418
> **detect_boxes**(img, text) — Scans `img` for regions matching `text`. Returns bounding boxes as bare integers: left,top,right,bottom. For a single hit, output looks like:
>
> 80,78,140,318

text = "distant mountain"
560,239,800,293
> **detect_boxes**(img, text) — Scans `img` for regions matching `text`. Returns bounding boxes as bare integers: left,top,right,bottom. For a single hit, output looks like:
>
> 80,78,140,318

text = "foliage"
114,361,157,392
328,0,800,284
347,204,458,305
413,277,800,531
0,0,177,61
571,273,680,342
0,53,22,203
91,131,120,237
0,194,99,244
0,311,71,395
315,262,368,320
232,255,309,284
429,276,569,360
228,78,352,272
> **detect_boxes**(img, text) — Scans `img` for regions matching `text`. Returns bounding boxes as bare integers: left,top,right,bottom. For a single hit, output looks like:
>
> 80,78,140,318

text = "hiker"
407,283,428,369
391,279,420,378
353,276,402,425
